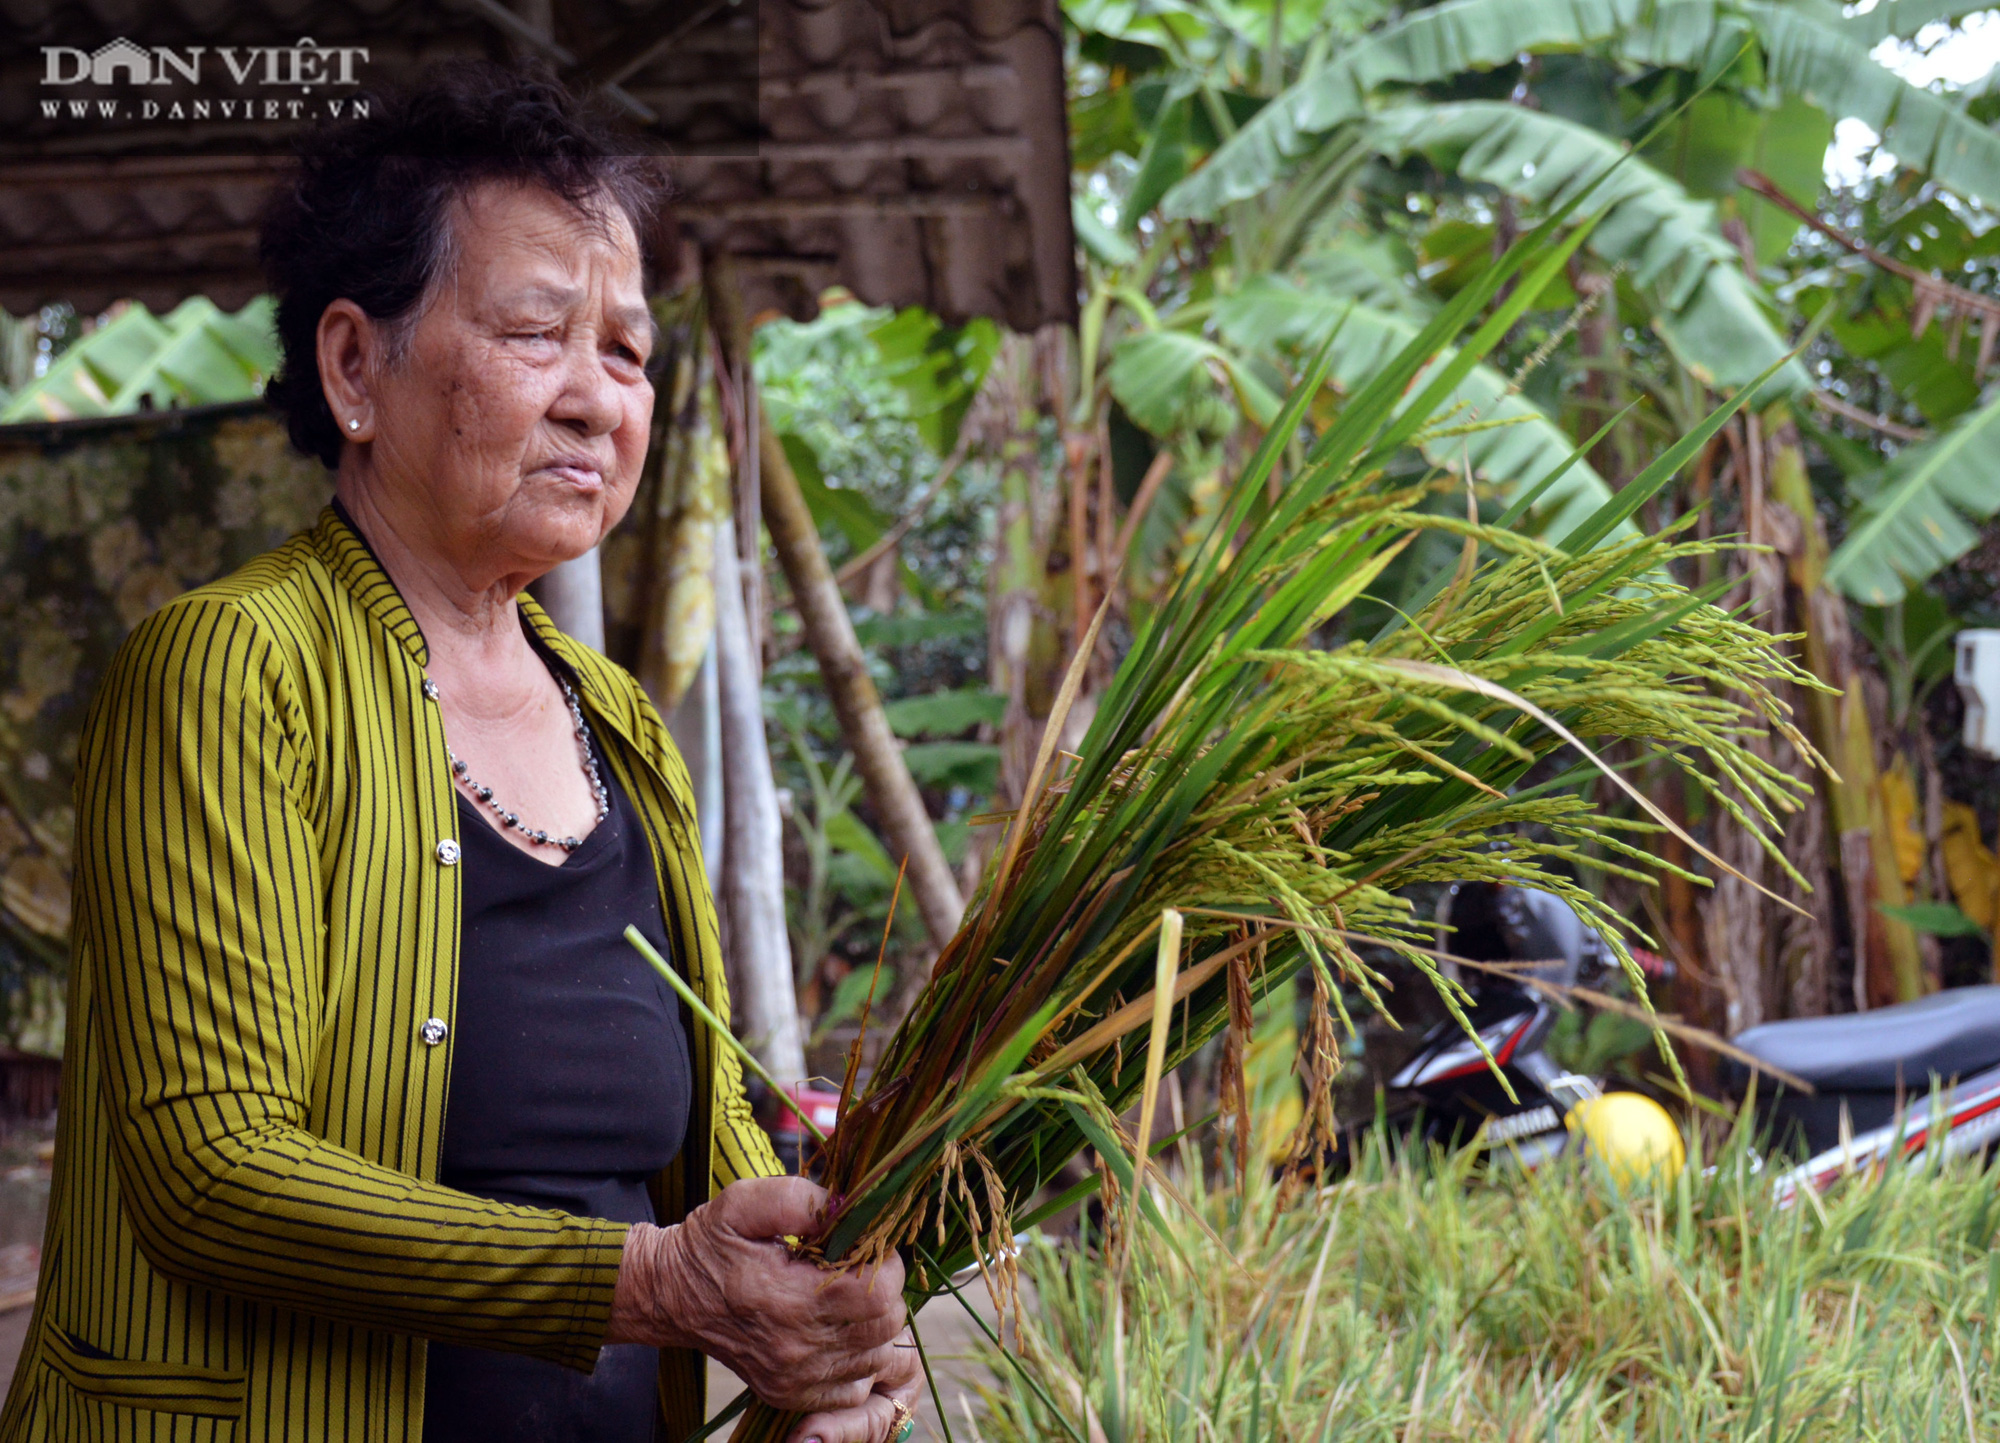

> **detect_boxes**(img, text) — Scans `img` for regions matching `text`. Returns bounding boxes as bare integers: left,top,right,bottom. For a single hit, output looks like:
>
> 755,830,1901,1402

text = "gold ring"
889,1398,916,1442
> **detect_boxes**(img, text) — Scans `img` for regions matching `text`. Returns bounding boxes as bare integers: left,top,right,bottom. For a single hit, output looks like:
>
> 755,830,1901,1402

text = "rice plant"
713,202,1821,1442
969,1120,2000,1442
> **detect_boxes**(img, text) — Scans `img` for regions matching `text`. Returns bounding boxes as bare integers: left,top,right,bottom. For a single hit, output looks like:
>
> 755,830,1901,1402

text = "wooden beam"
0,155,291,189
761,64,1017,98
454,0,659,123
670,194,1002,221
713,135,1033,165
0,228,260,270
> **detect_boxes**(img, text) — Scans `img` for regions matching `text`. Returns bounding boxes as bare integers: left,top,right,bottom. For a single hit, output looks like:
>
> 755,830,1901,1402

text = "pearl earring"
347,418,360,432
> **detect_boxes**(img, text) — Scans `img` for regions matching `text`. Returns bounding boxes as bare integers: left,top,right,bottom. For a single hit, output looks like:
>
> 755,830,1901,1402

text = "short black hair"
260,59,666,468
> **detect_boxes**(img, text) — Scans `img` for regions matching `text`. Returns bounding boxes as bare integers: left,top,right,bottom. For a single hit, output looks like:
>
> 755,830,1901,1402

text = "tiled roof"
0,0,1076,329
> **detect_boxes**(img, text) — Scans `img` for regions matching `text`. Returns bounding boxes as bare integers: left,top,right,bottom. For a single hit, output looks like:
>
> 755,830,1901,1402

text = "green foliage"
1367,101,1805,394
1856,591,1960,732
1825,390,2000,604
1836,0,2000,46
758,304,1003,997
1065,0,2000,613
971,1123,2000,1441
780,719,873,981
881,687,1007,737
1211,277,1620,539
823,810,897,888
0,297,277,422
1548,1004,1660,1078
760,301,1002,625
851,610,986,645
1878,901,1986,939
1108,329,1279,435
810,962,891,1046
1740,95,1835,265
1161,0,2000,221
1073,193,1139,268
863,307,1001,456
1819,304,1983,426
900,740,1003,794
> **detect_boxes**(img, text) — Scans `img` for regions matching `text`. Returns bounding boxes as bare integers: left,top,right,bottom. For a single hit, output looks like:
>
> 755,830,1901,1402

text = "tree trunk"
714,513,806,1083
1659,769,1723,1088
1764,413,1926,1006
757,417,967,948
1756,431,1837,1018
1706,544,1783,1035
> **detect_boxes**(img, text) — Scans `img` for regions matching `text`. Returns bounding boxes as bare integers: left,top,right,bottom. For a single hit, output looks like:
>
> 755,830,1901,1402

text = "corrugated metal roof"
0,0,1075,328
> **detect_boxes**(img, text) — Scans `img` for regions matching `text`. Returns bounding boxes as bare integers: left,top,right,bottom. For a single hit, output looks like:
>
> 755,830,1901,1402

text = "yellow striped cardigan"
0,507,779,1442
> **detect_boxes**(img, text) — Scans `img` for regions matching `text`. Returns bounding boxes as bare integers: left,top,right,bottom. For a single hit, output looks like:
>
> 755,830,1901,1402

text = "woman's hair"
260,60,667,468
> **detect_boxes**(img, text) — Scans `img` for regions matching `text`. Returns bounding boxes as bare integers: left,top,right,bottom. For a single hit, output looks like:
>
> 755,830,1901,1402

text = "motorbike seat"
1730,985,2000,1092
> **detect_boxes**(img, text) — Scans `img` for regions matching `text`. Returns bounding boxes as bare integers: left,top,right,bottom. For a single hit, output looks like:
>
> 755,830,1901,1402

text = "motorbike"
1729,986,2000,1203
1357,879,2000,1195
1332,881,1632,1172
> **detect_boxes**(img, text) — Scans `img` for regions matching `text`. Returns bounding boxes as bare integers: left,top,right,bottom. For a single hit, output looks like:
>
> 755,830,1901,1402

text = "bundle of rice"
703,213,1817,1442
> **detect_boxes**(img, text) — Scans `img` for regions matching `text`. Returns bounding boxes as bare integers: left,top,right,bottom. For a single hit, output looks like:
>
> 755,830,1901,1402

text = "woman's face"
341,181,655,583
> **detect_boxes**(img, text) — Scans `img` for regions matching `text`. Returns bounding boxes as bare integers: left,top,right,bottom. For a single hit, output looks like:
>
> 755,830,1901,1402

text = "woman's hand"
785,1328,924,1443
607,1176,908,1419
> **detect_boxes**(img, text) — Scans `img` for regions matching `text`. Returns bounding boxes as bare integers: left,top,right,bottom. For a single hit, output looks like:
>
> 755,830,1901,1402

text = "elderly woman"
0,65,920,1443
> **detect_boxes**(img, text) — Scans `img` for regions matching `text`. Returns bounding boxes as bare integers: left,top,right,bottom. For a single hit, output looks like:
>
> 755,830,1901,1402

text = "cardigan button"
422,678,439,701
420,1018,448,1046
436,838,461,866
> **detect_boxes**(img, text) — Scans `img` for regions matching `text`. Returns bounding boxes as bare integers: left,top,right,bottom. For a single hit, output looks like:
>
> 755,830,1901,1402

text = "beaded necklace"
432,673,609,853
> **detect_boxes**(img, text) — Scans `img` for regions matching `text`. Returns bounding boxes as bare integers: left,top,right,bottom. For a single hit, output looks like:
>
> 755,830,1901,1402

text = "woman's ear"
317,299,380,443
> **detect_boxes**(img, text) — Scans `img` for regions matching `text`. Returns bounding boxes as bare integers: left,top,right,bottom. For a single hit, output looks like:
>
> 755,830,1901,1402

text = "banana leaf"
1162,0,2000,225
1824,389,2000,604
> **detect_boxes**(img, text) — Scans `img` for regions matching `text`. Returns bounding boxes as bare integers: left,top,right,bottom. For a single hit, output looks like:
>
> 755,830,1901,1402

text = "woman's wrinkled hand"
783,1327,924,1443
605,1176,908,1419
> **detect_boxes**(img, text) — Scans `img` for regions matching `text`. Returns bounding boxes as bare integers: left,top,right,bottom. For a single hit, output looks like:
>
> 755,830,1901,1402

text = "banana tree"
1150,0,2000,608
1060,0,2000,1014
1164,0,2000,221
1065,1,1853,579
1789,171,2000,607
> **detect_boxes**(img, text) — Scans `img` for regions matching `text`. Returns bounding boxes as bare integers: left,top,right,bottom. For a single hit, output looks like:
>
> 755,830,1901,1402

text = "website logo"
37,37,370,123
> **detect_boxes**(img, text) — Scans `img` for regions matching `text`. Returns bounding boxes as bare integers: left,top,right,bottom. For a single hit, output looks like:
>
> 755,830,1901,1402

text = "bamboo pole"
757,417,968,947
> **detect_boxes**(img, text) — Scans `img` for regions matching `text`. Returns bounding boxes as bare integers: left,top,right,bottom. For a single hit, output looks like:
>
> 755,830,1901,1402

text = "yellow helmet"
1565,1092,1685,1188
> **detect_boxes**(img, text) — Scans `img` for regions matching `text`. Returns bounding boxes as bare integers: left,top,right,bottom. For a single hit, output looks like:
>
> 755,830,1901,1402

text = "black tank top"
422,723,692,1443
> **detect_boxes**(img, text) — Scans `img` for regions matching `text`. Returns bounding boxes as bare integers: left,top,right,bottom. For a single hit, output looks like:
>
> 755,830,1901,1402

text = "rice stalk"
718,202,1825,1441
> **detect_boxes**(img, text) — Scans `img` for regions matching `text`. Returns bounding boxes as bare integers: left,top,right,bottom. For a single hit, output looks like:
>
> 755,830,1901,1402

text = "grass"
965,1119,2000,1442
